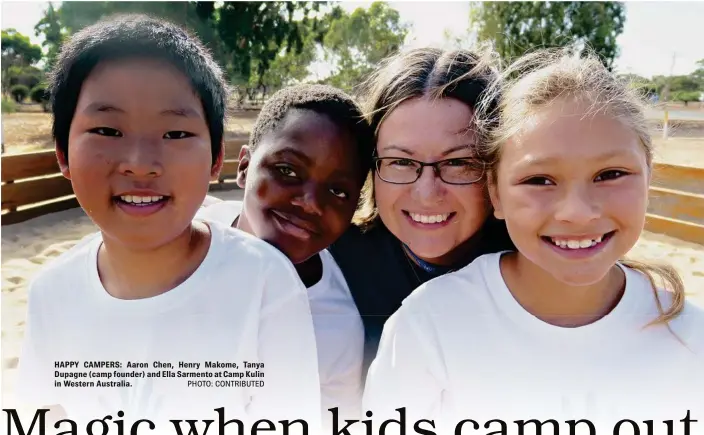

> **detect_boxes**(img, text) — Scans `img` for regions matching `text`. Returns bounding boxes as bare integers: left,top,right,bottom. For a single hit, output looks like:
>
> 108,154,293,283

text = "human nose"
409,164,444,205
117,137,164,178
554,184,600,224
291,184,324,216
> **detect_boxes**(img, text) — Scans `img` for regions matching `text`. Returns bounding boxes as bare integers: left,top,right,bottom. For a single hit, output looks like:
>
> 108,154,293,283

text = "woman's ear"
236,145,251,189
488,174,504,220
56,144,71,180
210,141,225,181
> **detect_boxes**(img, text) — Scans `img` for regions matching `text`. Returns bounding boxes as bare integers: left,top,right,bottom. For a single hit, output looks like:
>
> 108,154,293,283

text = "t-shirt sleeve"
15,280,60,408
246,254,322,431
362,303,447,429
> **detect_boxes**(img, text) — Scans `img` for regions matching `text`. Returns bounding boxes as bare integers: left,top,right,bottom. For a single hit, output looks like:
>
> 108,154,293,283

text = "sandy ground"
2,188,704,408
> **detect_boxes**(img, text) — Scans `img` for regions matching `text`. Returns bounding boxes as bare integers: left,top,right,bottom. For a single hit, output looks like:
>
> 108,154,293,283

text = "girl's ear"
236,145,251,189
210,141,225,181
56,144,71,180
488,174,504,220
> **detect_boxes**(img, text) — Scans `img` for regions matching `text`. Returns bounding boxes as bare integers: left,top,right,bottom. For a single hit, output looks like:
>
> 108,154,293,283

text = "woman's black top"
328,216,514,379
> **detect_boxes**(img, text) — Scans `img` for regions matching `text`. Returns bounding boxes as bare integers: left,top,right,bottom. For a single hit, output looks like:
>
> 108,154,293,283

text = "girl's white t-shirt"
364,252,704,434
196,200,365,421
16,220,322,432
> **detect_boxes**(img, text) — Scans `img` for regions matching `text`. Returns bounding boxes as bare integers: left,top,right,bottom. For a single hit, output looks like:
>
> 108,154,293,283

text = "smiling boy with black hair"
16,15,320,430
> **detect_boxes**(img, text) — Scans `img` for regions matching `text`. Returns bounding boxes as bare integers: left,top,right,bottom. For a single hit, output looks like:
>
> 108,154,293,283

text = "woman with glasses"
328,47,515,377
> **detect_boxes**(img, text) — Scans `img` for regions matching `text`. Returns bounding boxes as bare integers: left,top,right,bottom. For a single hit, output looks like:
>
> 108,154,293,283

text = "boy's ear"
56,144,71,180
236,145,251,189
210,141,225,181
487,176,504,220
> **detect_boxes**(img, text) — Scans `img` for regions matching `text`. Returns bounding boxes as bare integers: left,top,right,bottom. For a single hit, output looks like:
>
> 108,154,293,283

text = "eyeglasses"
373,156,485,185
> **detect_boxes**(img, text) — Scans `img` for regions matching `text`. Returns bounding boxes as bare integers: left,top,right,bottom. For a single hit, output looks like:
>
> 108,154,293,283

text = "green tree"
470,1,626,69
673,90,701,106
43,2,226,68
690,59,704,88
320,2,409,94
1,29,42,65
215,2,325,105
1,29,43,92
33,1,324,92
256,26,319,95
10,84,30,102
669,75,701,93
34,3,64,71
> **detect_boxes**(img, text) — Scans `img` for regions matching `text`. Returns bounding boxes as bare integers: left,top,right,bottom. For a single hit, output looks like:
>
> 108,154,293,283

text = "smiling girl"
363,49,704,433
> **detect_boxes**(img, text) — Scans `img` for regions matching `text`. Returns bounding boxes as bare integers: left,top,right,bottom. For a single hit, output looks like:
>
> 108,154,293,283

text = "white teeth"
120,195,164,204
550,235,606,250
409,212,451,224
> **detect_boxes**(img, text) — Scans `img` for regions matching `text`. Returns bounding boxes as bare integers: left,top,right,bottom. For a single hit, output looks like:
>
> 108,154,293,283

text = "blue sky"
3,1,703,78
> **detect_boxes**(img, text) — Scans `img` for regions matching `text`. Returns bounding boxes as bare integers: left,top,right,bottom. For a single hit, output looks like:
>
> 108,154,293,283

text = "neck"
407,228,485,269
500,252,626,327
295,254,324,288
97,221,211,300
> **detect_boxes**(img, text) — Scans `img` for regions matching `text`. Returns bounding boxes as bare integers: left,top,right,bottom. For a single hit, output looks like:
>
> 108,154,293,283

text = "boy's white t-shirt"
196,201,365,420
364,252,704,434
16,220,322,431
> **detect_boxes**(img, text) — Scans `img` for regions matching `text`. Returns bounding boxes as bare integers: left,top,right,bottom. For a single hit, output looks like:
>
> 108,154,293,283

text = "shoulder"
621,264,704,355
669,299,704,356
28,232,101,302
393,253,501,330
196,200,242,226
328,224,404,278
330,224,389,256
403,252,500,309
209,220,298,277
317,249,355,298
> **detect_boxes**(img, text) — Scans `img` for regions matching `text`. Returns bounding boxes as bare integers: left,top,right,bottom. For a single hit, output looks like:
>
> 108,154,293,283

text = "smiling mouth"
113,194,170,206
541,231,616,250
270,210,318,240
403,211,456,224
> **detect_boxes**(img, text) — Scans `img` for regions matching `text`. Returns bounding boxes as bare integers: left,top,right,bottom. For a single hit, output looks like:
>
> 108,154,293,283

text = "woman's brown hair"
353,46,504,232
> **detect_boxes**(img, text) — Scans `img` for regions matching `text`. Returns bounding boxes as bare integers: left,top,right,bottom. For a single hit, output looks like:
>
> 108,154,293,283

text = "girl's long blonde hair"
476,47,686,326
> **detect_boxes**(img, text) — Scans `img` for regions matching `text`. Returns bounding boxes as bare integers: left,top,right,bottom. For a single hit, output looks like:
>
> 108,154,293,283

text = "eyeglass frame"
372,155,486,185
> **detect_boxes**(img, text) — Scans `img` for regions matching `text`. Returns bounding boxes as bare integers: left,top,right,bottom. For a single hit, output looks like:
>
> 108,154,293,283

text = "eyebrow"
272,147,313,164
380,144,475,157
160,107,203,119
84,103,125,114
272,147,359,181
520,150,636,167
83,102,202,119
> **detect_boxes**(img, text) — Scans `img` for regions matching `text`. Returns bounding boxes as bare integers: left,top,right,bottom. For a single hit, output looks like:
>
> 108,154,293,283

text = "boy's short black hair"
49,14,227,166
250,84,375,182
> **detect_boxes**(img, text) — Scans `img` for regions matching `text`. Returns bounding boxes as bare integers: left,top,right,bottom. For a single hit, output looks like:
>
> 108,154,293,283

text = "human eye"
329,187,349,200
444,158,473,167
594,169,629,182
386,158,416,167
163,131,195,139
521,176,555,186
88,127,123,137
274,164,298,178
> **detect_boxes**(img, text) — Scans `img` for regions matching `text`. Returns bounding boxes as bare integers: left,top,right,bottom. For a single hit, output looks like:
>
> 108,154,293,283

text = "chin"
405,241,454,262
